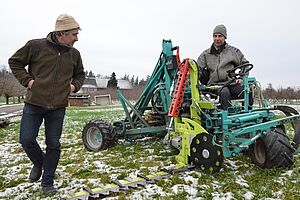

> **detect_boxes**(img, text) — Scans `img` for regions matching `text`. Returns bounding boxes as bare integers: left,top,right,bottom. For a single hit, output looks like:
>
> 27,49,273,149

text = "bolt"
225,134,229,140
202,149,210,159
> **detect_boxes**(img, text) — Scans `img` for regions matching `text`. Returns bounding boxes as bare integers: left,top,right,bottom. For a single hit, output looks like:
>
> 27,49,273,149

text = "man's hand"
70,84,76,93
235,79,243,84
28,80,34,89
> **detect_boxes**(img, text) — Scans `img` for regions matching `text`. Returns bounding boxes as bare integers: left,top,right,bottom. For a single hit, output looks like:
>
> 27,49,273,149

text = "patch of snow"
212,181,221,189
281,170,293,177
235,175,249,188
199,184,210,190
212,192,234,200
172,184,198,196
70,107,124,113
130,184,168,199
243,191,255,200
224,159,239,170
147,166,159,173
183,173,198,187
93,161,114,173
145,148,154,154
0,182,43,199
276,177,285,185
273,190,283,199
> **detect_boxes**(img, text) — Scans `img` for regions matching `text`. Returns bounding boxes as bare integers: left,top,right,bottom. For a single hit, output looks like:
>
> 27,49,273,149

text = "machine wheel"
249,127,293,168
151,87,168,115
275,105,300,150
82,119,116,151
190,133,224,174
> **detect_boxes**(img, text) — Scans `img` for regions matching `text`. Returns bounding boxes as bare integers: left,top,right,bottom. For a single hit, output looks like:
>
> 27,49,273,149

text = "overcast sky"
1,0,299,88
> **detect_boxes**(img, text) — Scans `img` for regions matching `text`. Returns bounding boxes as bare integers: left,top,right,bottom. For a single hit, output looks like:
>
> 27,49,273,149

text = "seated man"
197,24,252,111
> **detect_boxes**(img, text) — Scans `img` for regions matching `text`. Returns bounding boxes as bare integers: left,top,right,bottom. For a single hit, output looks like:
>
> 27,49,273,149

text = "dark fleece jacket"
9,32,85,109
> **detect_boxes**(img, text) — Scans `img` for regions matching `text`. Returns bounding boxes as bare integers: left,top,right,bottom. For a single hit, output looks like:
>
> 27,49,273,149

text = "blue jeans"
19,103,65,187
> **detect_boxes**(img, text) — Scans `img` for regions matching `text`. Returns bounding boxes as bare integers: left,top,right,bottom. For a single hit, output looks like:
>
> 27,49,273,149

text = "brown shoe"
29,165,42,182
42,186,57,195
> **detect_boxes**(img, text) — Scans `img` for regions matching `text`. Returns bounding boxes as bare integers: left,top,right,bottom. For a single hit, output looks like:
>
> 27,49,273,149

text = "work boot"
29,165,43,182
42,186,57,195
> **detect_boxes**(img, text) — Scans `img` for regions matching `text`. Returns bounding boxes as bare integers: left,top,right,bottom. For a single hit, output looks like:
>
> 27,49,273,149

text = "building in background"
79,77,133,93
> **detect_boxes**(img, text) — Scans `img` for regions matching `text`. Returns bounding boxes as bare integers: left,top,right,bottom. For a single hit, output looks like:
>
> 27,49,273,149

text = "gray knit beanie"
213,24,227,39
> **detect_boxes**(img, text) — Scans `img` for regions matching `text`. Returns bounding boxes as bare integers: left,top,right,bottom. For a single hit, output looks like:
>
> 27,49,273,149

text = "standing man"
197,24,251,111
9,14,85,195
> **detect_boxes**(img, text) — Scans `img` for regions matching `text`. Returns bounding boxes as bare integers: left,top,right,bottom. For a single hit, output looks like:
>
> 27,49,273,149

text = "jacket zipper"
50,52,61,109
216,55,221,82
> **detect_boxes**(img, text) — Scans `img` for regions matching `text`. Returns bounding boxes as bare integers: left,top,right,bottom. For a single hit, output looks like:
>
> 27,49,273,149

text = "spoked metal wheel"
190,133,224,174
82,119,116,151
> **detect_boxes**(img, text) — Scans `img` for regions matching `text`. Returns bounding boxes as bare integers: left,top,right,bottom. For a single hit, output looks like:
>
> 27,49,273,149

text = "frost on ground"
0,106,300,199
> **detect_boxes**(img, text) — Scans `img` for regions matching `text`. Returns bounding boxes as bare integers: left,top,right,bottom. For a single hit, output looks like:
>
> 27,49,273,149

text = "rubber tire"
82,119,116,151
151,87,168,115
249,127,293,168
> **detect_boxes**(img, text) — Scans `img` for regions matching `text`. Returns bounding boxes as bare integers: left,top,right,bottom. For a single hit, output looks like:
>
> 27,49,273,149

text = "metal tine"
137,173,155,184
151,172,171,180
111,179,130,191
160,164,195,174
102,183,120,194
60,191,89,200
125,177,147,187
83,186,96,196
83,184,116,196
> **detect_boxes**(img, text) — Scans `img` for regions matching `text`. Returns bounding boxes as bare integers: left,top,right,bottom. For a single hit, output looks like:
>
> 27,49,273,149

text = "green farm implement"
63,39,300,199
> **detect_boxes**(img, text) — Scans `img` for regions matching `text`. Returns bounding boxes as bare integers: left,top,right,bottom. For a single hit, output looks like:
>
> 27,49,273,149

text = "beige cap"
55,14,80,31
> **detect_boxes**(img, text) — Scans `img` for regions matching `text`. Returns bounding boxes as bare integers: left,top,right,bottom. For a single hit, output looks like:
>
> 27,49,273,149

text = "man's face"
59,29,79,47
213,33,225,48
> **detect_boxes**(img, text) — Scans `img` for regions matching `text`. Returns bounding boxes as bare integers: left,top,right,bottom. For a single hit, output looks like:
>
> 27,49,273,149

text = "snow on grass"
212,192,234,200
130,184,169,200
235,175,249,188
243,191,254,200
1,105,300,199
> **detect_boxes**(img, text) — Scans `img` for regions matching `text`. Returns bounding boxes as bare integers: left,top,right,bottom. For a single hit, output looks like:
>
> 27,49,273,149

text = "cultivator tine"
137,173,155,183
161,163,194,174
125,177,147,187
83,186,110,197
137,171,171,183
83,186,96,196
111,179,130,190
153,171,171,179
62,164,192,199
100,183,120,194
61,190,89,200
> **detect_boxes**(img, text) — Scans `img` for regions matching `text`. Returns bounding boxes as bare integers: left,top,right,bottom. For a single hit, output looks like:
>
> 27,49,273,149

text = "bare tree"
0,68,6,97
3,72,26,104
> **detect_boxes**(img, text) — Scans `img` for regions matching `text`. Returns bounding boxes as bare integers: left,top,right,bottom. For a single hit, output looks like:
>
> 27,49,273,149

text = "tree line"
1,66,300,105
85,70,150,88
263,83,300,103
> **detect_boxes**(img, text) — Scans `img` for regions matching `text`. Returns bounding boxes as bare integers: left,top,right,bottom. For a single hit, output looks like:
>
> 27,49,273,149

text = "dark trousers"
19,103,65,187
219,84,253,110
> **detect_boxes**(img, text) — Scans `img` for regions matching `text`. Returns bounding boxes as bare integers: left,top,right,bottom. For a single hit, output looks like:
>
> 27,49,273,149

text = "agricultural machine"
64,39,300,199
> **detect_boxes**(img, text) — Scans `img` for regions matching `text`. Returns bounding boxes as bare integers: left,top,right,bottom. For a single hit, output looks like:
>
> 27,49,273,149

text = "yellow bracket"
174,117,207,165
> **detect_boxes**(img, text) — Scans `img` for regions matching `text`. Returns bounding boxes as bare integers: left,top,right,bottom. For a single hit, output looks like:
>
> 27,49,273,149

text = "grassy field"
0,106,300,200
0,96,24,105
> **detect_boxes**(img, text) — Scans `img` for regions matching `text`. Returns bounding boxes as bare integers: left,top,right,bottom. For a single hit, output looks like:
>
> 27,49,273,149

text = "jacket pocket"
30,80,36,91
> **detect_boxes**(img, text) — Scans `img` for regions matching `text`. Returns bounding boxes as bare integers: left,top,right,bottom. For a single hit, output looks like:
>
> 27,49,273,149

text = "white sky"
1,0,299,88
